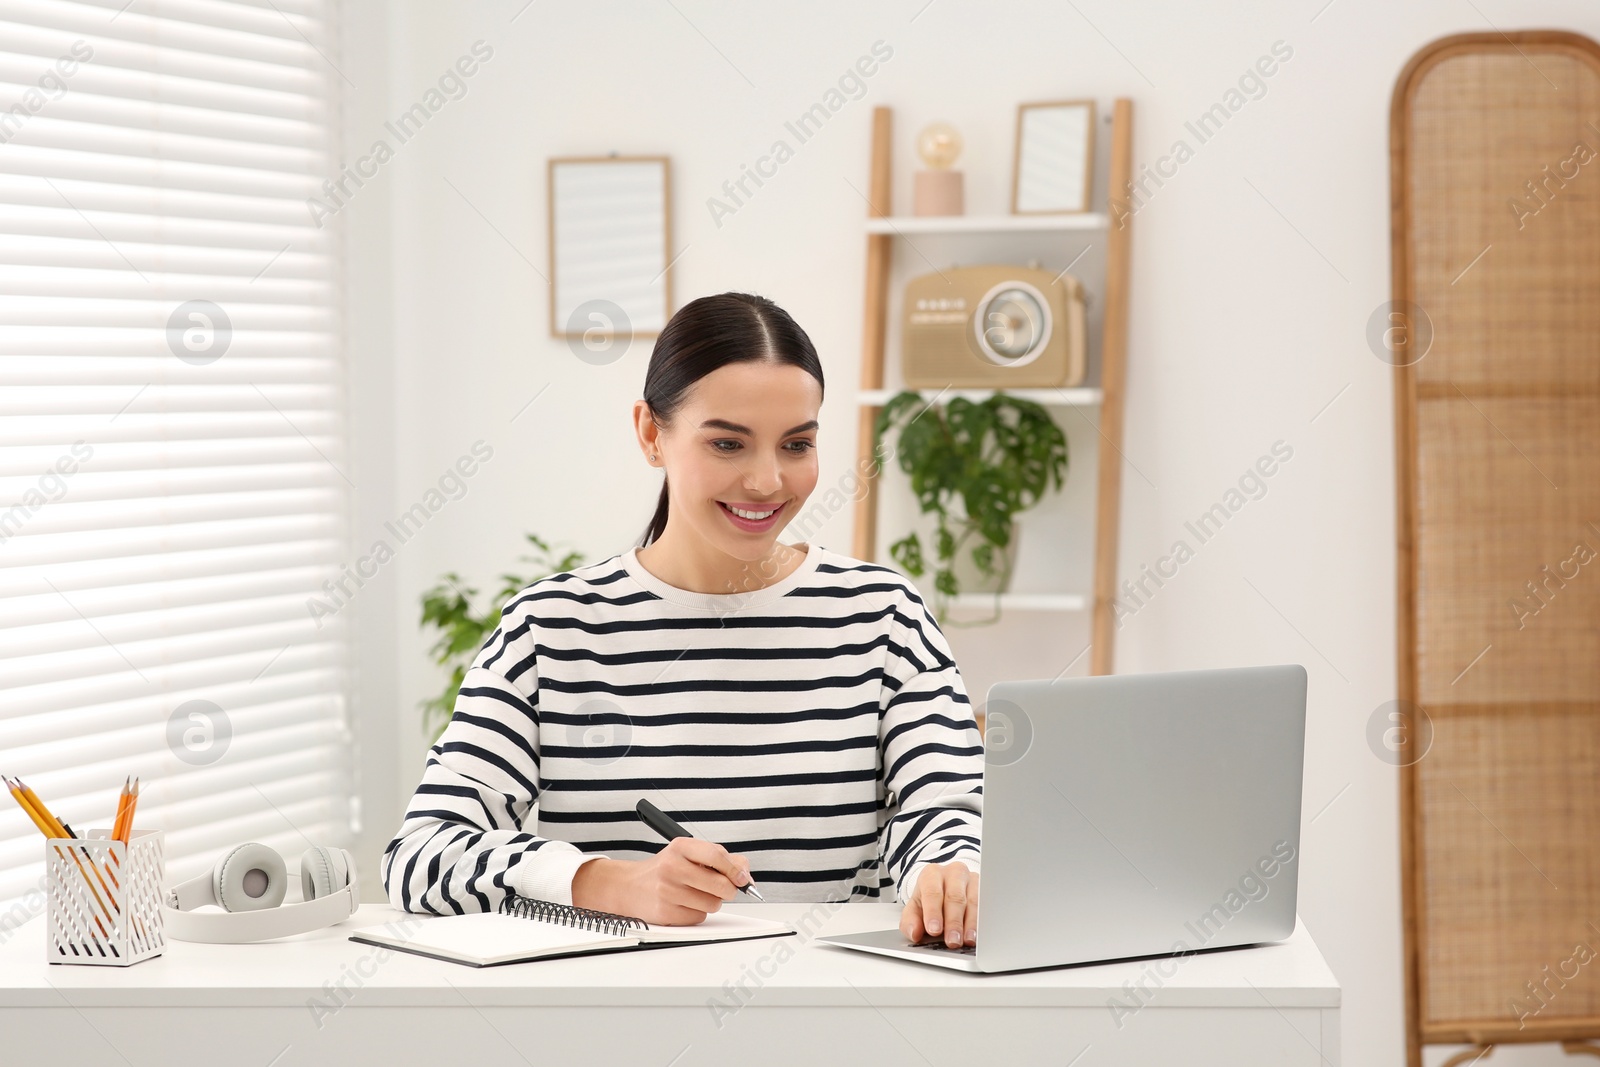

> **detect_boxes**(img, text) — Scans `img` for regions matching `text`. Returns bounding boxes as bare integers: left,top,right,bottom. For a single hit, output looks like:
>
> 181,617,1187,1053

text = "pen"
635,798,764,901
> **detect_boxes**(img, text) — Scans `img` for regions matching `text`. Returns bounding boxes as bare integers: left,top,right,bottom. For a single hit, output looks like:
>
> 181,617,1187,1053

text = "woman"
383,292,983,950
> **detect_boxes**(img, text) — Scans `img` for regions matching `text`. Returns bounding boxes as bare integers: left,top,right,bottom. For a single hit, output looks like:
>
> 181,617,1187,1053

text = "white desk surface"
0,902,1339,1010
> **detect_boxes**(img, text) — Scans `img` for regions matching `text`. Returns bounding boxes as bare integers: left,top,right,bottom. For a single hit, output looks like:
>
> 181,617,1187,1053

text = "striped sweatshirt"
382,540,984,915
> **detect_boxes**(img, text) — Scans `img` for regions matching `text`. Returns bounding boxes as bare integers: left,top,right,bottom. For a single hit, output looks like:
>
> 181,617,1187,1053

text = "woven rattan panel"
1396,35,1600,1042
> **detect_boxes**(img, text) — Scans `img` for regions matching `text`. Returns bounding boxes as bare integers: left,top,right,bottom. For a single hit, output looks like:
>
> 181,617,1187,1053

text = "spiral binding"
498,890,651,935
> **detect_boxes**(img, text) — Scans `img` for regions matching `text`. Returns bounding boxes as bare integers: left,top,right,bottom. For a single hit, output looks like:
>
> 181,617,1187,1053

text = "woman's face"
636,360,821,562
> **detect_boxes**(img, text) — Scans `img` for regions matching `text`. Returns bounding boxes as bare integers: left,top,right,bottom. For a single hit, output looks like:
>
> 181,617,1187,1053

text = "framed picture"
1011,100,1096,215
547,155,673,341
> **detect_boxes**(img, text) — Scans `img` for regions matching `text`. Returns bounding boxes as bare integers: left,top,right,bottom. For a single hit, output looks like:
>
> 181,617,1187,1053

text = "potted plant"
873,390,1068,626
417,533,586,745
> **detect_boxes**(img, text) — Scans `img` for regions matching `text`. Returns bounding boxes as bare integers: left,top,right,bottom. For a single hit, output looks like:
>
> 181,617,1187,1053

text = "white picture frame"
548,156,673,340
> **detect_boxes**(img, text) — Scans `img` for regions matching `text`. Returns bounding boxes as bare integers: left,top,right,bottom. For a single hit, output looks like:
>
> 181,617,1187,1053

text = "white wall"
337,3,1600,1064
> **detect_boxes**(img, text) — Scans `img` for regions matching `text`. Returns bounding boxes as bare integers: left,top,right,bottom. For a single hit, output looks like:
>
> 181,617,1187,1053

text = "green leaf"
418,533,587,740
871,388,1069,617
889,532,924,576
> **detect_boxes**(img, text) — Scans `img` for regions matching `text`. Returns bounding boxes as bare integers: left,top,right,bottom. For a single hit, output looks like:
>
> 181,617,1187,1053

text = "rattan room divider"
1392,31,1600,1067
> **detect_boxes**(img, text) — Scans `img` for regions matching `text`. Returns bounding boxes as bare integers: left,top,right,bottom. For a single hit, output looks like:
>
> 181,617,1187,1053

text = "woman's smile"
717,499,788,531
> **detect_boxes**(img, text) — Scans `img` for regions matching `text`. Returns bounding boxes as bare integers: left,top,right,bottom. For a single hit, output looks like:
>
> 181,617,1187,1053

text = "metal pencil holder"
45,827,165,966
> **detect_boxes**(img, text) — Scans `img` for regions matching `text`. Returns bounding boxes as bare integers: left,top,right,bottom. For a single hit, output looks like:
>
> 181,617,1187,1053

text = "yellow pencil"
13,776,120,908
6,777,55,838
11,777,65,838
15,775,121,891
6,776,117,936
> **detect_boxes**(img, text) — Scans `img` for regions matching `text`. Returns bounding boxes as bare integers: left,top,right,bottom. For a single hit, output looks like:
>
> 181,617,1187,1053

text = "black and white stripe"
382,542,983,915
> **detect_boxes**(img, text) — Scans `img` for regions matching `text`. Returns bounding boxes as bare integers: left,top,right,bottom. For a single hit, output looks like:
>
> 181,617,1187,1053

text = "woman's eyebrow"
700,418,819,436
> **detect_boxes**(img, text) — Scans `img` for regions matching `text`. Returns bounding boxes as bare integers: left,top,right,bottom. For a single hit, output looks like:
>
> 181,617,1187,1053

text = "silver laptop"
817,663,1307,973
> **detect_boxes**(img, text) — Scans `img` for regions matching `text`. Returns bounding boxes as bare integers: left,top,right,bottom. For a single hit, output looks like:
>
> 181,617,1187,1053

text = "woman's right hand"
570,837,753,925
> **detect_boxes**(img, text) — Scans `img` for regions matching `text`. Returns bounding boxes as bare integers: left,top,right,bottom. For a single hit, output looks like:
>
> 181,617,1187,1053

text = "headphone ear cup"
213,843,287,912
299,845,351,901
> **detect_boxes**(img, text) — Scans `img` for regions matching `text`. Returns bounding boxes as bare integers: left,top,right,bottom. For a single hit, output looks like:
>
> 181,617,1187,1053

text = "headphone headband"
162,882,358,944
162,842,359,944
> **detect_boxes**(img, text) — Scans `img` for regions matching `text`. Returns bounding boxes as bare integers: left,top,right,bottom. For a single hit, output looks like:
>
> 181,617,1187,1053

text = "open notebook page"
636,909,794,942
355,912,635,965
353,909,795,966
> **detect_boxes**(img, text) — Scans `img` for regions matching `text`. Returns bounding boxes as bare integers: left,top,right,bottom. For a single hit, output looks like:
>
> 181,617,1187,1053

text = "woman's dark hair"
638,292,824,548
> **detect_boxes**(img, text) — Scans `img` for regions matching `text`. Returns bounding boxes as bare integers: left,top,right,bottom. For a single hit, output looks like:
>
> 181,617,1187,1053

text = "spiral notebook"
349,891,796,967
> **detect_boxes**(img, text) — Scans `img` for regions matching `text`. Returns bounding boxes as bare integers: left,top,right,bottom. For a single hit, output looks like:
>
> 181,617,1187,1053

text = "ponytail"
640,470,671,548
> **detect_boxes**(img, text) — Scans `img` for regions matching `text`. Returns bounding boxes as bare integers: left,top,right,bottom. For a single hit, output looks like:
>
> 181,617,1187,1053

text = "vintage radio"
901,264,1086,388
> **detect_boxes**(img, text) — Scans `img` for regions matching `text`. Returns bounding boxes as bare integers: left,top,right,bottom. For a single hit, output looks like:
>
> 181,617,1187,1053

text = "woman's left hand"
899,861,978,948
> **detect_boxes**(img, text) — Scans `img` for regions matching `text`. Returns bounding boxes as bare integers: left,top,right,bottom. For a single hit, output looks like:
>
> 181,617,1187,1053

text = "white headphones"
162,842,359,944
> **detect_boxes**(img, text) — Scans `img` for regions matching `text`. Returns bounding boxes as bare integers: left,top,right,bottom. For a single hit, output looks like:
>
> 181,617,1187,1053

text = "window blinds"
0,0,351,911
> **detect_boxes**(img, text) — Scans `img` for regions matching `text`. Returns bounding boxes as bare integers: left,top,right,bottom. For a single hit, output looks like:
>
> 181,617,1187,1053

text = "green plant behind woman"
417,533,585,745
873,389,1069,625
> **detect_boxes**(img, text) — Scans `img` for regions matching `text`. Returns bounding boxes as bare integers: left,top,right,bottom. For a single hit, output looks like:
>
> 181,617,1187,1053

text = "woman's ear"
633,400,659,463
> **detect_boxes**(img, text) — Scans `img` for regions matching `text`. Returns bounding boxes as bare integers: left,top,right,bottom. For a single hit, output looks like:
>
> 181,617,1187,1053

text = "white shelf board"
865,213,1109,235
945,592,1090,612
859,387,1101,407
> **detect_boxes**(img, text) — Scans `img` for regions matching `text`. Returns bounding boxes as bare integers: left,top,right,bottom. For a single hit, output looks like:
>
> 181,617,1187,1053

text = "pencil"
111,776,130,846
109,775,145,940
11,775,120,900
103,775,140,933
102,775,134,880
119,776,139,845
12,775,120,908
10,776,65,838
5,776,117,935
6,777,56,837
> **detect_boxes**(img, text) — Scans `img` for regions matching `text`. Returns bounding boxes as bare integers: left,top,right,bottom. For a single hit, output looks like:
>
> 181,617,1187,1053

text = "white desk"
0,902,1339,1065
